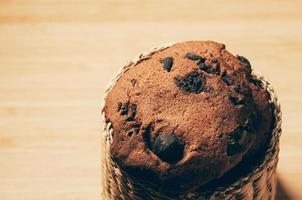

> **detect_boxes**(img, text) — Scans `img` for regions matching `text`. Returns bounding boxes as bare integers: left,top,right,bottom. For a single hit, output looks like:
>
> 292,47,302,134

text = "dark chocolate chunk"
227,139,242,156
118,102,129,115
221,71,234,85
248,76,263,87
130,79,137,86
174,71,206,94
237,55,251,67
229,96,246,105
151,134,184,164
118,102,137,121
161,57,174,72
185,52,204,62
198,63,220,75
197,58,206,65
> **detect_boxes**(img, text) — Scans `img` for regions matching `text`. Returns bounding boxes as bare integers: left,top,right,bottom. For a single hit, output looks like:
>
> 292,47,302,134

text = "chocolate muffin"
103,41,273,194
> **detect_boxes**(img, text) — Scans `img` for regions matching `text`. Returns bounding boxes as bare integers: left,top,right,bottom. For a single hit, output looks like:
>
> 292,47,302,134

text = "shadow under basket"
101,45,282,200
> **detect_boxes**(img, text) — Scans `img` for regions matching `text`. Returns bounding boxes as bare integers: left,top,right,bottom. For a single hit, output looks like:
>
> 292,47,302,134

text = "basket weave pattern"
101,45,282,200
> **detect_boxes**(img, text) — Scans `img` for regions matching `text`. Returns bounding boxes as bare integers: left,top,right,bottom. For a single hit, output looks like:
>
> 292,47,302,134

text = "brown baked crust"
103,41,273,193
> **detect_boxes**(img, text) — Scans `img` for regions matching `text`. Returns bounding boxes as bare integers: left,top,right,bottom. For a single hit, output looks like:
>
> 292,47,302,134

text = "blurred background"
0,0,301,199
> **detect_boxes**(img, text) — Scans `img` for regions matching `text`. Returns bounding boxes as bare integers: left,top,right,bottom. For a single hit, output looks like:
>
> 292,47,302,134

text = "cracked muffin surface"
103,41,273,193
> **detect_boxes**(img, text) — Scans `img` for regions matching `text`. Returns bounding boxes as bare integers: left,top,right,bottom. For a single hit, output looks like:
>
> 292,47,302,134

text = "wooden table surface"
0,0,302,199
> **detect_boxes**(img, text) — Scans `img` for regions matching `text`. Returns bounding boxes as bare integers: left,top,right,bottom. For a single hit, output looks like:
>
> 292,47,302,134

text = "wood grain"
0,0,301,199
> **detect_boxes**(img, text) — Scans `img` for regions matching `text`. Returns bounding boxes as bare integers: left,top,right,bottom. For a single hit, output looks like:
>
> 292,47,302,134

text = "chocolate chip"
237,55,251,67
185,52,204,62
118,102,137,121
118,102,129,115
221,71,234,85
248,76,263,87
197,58,206,65
229,96,246,105
174,71,206,94
227,139,242,156
198,63,220,75
130,79,137,86
151,134,184,164
161,57,174,72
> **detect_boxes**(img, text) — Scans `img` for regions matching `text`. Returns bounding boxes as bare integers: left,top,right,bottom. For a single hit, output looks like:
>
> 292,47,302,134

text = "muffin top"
103,41,273,193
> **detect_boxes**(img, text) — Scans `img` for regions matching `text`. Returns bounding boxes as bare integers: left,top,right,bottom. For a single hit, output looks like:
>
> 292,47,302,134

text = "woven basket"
101,45,282,200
